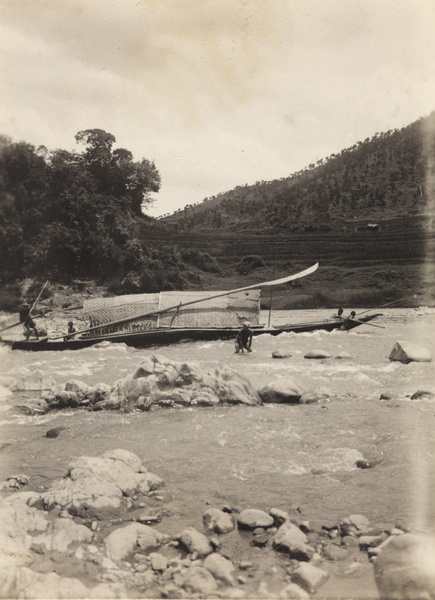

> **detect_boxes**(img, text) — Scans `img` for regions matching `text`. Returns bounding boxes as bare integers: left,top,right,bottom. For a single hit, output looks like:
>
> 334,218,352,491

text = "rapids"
1,308,434,541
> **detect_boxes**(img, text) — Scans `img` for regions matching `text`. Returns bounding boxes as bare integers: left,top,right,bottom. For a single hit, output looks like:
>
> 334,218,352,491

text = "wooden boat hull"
1,314,383,351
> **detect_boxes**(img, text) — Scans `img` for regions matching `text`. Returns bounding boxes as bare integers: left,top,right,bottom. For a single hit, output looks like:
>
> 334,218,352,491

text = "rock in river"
389,341,432,363
237,509,274,529
44,354,262,411
257,377,305,404
41,448,164,518
203,508,235,534
272,350,291,359
304,349,332,359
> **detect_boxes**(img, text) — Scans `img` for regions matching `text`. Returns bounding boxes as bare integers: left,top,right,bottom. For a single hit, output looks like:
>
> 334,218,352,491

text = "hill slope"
165,112,435,232
153,112,435,308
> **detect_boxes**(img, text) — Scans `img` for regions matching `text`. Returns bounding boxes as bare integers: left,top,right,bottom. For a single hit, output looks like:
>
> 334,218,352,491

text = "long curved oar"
40,263,319,342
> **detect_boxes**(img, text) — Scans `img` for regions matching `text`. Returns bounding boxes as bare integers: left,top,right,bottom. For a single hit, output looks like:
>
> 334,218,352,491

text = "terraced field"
144,216,435,308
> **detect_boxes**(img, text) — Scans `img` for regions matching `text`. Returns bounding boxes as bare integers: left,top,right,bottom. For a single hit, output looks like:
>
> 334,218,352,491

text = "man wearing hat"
235,321,253,353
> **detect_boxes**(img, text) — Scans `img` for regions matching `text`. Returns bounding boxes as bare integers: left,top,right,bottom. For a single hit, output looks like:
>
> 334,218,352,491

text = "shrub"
180,248,221,273
237,255,265,275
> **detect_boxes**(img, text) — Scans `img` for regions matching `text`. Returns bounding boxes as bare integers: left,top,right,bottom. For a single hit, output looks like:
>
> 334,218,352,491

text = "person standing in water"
235,321,253,353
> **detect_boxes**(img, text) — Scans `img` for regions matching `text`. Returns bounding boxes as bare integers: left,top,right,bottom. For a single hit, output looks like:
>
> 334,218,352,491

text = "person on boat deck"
235,322,253,353
19,304,39,339
340,311,356,330
64,321,76,340
332,307,344,319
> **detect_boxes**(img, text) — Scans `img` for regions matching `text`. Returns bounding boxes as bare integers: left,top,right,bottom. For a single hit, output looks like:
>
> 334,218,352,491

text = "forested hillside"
155,112,435,308
1,113,434,311
167,112,435,232
0,129,222,307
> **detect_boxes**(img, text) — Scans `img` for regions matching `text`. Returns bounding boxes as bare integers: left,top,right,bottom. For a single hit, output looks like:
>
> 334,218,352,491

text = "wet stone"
252,533,269,547
291,562,329,594
322,543,349,561
45,427,67,438
410,390,435,400
238,509,274,529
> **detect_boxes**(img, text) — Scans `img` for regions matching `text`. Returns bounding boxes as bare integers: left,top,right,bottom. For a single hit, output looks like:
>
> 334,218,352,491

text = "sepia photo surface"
0,1,434,598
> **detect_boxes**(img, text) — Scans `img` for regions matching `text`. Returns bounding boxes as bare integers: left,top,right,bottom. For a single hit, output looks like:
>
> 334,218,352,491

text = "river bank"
0,308,434,598
1,257,434,325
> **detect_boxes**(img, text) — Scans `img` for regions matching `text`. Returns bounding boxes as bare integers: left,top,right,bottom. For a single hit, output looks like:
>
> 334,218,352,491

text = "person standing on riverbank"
235,322,253,353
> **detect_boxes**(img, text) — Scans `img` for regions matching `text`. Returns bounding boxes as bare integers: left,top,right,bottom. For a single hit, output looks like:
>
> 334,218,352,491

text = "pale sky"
1,0,434,216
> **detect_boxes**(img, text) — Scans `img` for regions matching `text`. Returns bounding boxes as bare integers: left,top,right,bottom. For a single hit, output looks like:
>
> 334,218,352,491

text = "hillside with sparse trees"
166,112,435,233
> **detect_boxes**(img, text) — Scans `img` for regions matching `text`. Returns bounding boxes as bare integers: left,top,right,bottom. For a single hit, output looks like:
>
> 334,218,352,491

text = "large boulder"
0,492,48,568
0,567,91,599
0,567,126,599
389,341,432,363
257,377,305,404
31,517,93,553
104,522,165,561
0,449,168,598
107,354,261,411
374,534,435,599
41,449,163,518
43,355,261,412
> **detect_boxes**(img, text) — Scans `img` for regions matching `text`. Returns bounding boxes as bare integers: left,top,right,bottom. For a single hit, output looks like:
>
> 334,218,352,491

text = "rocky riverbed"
1,308,434,598
2,445,435,599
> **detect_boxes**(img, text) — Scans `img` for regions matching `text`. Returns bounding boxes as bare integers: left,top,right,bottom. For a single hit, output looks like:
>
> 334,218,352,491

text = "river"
0,308,434,597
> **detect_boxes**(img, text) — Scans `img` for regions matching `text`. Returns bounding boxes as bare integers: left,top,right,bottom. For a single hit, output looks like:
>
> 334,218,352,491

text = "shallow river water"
0,308,434,597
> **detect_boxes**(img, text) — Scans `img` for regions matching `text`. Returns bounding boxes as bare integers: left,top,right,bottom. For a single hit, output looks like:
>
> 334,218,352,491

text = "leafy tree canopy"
0,129,164,285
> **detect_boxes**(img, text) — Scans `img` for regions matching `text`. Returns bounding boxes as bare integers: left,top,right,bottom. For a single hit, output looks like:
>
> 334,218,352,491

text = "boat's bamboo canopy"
83,290,260,331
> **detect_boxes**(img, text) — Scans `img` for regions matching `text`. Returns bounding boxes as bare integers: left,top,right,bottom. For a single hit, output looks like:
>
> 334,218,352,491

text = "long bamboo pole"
356,297,405,316
0,281,49,334
28,281,49,316
40,263,319,342
352,318,385,329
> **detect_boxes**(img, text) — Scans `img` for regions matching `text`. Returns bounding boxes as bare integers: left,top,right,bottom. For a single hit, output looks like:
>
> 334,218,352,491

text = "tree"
75,129,161,215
